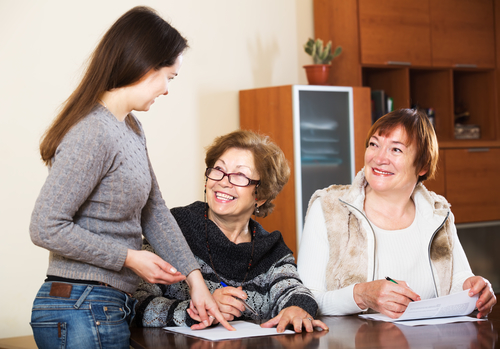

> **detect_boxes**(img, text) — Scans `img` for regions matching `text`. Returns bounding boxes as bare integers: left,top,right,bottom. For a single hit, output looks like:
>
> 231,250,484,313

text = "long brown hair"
40,6,188,165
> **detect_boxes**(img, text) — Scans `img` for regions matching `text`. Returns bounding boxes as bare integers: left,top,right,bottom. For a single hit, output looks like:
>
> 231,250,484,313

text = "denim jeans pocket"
93,303,127,323
30,321,67,349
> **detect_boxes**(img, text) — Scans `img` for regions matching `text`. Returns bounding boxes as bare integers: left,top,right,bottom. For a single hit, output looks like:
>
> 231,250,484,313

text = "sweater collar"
171,201,292,282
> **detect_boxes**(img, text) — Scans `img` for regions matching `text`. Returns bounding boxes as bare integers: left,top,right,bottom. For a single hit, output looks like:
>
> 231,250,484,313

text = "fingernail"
203,320,209,326
171,267,177,273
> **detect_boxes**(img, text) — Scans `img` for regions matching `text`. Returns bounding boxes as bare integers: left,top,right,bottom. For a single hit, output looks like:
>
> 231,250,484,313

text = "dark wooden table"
131,307,500,349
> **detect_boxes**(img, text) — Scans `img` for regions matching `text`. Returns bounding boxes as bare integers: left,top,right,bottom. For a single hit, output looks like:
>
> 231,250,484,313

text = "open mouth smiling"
373,168,393,175
215,192,235,201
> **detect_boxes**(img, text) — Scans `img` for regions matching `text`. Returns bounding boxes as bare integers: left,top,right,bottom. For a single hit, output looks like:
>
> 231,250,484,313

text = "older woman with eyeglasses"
133,130,328,333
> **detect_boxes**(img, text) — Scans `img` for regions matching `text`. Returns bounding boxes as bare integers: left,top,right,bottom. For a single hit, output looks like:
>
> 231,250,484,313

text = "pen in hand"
385,276,415,302
385,276,398,284
220,282,258,316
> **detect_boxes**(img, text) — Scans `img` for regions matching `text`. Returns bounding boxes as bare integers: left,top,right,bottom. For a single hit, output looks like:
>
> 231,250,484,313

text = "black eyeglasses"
205,167,261,187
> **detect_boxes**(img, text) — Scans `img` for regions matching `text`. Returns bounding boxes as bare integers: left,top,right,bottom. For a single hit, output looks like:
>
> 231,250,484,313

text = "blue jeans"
30,282,137,349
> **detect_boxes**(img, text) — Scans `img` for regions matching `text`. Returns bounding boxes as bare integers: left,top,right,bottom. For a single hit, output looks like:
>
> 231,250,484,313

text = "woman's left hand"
260,306,329,333
185,270,235,331
463,276,496,318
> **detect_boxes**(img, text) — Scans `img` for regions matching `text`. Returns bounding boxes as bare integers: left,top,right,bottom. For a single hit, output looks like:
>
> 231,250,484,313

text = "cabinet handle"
467,148,489,152
386,61,411,66
454,64,478,68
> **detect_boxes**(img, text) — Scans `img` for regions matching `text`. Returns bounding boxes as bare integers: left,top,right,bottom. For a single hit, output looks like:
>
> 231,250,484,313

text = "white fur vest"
306,169,455,297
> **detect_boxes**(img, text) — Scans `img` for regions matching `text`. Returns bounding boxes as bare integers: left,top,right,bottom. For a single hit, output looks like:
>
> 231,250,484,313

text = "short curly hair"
205,130,290,218
365,108,439,182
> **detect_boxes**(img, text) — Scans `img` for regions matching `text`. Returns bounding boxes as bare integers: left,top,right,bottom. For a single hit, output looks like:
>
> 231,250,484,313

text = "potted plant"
303,38,342,85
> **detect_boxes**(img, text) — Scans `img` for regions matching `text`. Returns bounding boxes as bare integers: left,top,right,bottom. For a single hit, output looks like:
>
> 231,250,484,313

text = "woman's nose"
373,148,389,164
219,174,233,187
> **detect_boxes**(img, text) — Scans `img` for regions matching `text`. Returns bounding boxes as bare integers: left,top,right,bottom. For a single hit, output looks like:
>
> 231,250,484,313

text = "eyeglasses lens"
206,168,250,187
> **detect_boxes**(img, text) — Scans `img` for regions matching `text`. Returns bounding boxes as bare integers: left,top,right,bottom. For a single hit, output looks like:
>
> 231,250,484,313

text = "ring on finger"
307,317,313,321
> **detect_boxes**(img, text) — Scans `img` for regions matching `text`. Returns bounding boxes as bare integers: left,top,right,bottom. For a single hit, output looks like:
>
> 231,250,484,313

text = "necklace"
204,203,255,286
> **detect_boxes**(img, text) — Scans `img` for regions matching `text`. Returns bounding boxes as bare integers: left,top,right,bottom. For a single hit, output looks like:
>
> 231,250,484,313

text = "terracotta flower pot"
303,64,331,85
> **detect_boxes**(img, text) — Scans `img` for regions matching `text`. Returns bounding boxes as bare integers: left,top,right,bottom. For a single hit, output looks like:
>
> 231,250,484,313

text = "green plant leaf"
332,46,342,58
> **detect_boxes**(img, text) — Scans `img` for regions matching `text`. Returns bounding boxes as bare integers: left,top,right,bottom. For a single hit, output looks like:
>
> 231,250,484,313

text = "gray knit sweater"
30,105,199,293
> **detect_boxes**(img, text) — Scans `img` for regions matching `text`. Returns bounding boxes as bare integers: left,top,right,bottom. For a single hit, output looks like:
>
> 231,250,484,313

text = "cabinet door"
358,0,431,66
422,150,445,197
430,0,495,68
444,148,500,223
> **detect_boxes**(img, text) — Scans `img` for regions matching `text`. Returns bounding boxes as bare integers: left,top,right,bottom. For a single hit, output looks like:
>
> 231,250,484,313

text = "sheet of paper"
359,289,481,325
394,315,485,327
163,320,294,341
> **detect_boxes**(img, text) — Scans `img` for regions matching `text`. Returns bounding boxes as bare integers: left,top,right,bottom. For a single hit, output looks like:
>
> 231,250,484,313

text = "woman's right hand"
211,286,247,321
124,249,186,284
353,279,421,318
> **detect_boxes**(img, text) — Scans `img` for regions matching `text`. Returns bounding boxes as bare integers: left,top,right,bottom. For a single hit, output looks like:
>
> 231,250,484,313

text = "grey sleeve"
29,120,128,271
140,154,199,276
133,242,197,327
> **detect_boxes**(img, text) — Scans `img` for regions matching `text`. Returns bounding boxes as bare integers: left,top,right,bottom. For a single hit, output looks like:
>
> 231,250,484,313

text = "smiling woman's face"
364,126,427,195
206,147,263,223
125,54,183,113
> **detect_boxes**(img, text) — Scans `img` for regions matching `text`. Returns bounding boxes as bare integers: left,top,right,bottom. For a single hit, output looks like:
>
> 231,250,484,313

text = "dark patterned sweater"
134,201,318,327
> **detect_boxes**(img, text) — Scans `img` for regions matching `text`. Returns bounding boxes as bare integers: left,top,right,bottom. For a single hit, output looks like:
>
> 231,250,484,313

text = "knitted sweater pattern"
134,201,318,327
30,105,199,293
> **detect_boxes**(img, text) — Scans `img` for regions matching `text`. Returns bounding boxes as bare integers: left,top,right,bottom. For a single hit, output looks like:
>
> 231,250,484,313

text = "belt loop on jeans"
74,285,94,309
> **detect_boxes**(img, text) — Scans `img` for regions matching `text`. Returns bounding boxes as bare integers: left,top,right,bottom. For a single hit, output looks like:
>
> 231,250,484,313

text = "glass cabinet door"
293,86,355,241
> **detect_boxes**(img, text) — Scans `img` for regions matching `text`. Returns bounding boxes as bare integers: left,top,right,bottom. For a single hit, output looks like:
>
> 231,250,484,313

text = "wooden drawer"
444,148,500,223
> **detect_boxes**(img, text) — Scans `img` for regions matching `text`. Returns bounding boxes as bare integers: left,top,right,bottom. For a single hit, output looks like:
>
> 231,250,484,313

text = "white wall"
0,0,314,338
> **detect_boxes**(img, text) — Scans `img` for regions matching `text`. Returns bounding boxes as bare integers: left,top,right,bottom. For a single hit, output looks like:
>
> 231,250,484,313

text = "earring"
204,178,207,203
254,187,259,215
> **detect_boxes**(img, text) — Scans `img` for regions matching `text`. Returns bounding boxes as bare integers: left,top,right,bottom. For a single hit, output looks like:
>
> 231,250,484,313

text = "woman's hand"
185,270,235,331
260,306,329,333
124,249,186,284
211,286,247,322
353,279,421,319
463,276,496,318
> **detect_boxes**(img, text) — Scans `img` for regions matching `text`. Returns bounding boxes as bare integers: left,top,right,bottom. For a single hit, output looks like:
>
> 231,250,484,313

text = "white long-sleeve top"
297,192,474,316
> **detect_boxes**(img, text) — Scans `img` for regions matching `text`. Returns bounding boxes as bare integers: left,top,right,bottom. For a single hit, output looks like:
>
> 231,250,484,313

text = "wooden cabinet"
313,0,500,225
239,85,371,255
430,0,495,68
358,0,431,66
444,148,500,223
357,0,495,68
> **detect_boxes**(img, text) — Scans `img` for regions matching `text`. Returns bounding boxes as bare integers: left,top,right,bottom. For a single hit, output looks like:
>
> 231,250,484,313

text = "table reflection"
131,315,499,349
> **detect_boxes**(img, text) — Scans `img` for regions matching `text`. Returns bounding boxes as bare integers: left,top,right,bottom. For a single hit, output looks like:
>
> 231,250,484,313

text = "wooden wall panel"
239,86,297,255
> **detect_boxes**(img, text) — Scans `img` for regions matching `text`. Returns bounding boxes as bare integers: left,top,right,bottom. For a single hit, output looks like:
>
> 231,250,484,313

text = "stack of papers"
360,289,485,326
